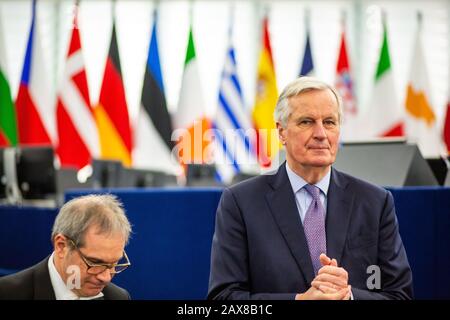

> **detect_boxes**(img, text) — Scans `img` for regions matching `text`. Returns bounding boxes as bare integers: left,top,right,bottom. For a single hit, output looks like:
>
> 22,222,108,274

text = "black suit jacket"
0,256,130,300
208,164,414,300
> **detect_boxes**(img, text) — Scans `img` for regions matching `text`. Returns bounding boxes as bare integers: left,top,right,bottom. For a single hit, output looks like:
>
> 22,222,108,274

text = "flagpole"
73,0,80,29
417,11,422,32
152,0,159,44
153,0,159,22
111,0,116,24
189,0,193,28
52,0,60,94
228,2,235,47
261,0,270,47
304,7,311,33
340,9,347,32
263,2,270,20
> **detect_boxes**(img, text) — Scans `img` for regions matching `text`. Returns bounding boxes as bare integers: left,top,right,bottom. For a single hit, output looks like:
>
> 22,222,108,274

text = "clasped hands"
296,254,351,300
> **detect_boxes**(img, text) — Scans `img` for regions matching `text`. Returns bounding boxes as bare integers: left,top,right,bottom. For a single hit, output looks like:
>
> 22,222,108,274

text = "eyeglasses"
67,238,130,275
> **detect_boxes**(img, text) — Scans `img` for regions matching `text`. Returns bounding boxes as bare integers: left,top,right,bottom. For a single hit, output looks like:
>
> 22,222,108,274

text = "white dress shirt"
48,252,104,300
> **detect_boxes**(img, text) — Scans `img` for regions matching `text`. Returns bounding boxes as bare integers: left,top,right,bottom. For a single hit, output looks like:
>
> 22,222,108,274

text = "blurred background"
0,0,449,202
0,0,448,121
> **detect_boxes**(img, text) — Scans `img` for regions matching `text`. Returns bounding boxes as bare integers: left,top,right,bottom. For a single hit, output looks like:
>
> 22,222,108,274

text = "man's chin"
307,157,334,168
80,284,105,297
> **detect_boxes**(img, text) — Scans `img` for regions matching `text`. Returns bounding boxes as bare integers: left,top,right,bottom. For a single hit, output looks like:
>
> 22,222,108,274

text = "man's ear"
276,122,286,145
53,234,69,258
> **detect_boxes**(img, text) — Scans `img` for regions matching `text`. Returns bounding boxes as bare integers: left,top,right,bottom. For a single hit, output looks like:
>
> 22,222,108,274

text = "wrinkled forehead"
82,225,126,249
81,232,126,263
288,89,340,116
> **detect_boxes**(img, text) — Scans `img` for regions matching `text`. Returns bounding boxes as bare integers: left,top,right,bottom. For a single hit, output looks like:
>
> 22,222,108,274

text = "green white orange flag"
174,25,211,165
252,16,279,167
0,14,18,146
404,15,442,157
365,18,404,138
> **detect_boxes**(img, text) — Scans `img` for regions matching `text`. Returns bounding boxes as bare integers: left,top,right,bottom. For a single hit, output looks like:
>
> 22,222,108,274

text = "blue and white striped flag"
214,43,258,184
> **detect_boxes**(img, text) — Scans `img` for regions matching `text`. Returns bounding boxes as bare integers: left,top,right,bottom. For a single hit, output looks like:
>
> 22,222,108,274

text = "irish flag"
365,19,403,138
174,25,211,165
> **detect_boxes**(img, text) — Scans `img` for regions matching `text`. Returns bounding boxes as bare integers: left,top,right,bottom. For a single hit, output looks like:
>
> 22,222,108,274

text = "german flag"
94,22,132,166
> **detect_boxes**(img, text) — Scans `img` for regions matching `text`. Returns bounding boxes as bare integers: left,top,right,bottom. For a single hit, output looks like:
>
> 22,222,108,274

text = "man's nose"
96,268,113,283
312,122,327,139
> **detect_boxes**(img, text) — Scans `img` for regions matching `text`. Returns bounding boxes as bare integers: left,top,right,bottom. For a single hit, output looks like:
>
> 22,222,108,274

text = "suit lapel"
33,257,56,300
102,285,114,300
326,168,353,264
265,164,315,285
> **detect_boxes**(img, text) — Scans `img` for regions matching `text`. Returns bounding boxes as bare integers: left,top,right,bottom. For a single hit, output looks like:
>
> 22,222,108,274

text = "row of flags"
297,12,449,158
1,2,450,184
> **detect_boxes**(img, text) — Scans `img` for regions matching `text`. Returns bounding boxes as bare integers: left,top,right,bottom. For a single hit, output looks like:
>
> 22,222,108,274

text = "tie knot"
304,184,320,199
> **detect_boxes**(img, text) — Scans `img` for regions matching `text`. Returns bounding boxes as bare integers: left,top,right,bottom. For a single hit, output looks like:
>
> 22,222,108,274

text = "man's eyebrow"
84,255,108,264
296,115,314,120
85,254,123,264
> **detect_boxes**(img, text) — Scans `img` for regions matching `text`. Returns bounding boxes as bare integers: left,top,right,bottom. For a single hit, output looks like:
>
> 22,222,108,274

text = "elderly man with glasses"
0,194,132,300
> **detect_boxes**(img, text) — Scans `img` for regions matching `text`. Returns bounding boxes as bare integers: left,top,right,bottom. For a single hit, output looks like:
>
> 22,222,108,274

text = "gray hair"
274,76,343,128
51,194,132,248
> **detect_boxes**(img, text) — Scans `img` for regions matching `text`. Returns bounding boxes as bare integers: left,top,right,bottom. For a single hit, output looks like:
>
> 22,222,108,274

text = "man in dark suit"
208,76,413,300
0,194,132,300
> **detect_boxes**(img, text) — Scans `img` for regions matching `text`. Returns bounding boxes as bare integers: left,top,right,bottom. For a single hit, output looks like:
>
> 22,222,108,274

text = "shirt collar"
285,162,331,196
48,252,104,300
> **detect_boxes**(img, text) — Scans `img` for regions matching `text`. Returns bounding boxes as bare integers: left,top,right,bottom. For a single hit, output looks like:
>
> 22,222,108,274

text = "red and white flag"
56,9,99,169
16,0,55,145
335,27,358,141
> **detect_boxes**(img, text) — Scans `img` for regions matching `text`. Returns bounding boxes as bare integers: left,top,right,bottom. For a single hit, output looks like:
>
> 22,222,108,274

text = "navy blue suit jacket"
208,164,413,300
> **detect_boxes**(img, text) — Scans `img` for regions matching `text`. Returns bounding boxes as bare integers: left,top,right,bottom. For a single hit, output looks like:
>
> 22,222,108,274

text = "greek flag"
214,43,258,184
